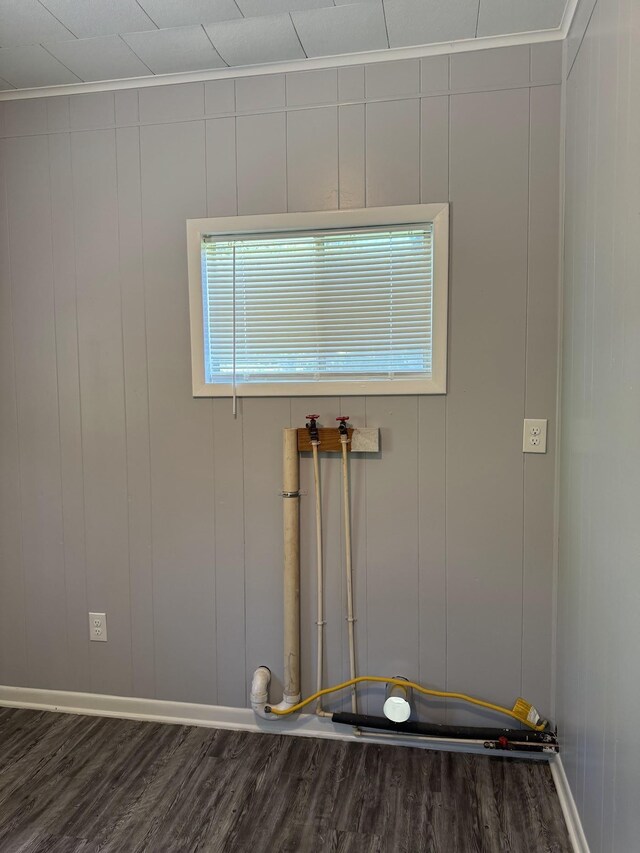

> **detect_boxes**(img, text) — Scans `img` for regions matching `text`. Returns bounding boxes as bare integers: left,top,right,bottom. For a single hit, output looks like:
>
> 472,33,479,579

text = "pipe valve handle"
336,416,350,437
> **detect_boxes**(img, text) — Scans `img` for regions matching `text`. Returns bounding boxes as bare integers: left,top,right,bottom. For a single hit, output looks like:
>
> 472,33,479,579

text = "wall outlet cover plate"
523,419,548,454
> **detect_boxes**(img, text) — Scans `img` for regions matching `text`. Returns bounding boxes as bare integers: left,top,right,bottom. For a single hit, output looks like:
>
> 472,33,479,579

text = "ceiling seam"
39,43,83,83
118,35,155,76
288,14,308,60
475,0,481,38
380,0,391,49
133,0,160,30
231,0,246,18
35,0,78,39
201,25,230,67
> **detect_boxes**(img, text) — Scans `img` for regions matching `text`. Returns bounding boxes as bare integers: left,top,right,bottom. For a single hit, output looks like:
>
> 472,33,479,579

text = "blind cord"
232,245,237,417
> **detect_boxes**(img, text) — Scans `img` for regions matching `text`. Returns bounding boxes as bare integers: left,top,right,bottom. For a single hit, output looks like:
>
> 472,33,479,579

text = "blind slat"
201,225,434,385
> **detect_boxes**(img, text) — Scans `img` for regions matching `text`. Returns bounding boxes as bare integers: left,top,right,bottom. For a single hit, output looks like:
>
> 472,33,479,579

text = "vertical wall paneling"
338,65,364,102
447,88,530,724
115,89,139,126
72,127,133,696
530,41,563,85
286,107,339,213
116,125,155,699
0,52,561,732
580,7,609,838
365,99,420,207
365,60,420,99
47,97,70,133
140,119,216,704
236,112,286,215
4,99,47,136
204,79,235,115
420,95,449,203
365,396,420,712
0,139,28,686
416,397,447,723
205,117,237,217
573,21,598,814
559,0,640,849
49,131,90,692
236,75,285,112
211,401,247,707
522,84,562,719
242,398,291,702
449,45,531,91
69,92,115,131
559,34,587,796
338,104,365,210
138,82,204,124
286,69,337,107
5,136,69,691
420,56,449,94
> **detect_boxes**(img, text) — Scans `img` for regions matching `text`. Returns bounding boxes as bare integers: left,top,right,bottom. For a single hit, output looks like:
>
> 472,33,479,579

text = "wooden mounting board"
297,427,354,453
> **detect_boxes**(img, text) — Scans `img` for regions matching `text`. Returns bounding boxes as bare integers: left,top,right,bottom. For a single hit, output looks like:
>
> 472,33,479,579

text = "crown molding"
0,26,567,101
559,0,582,39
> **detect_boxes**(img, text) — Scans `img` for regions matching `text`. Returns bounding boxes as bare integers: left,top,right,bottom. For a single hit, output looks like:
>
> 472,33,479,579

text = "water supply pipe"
306,415,326,716
337,416,357,713
333,712,558,752
250,428,301,717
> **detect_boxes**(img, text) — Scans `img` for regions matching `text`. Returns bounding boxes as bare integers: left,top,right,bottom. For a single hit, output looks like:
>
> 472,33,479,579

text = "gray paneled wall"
558,0,640,850
0,43,562,725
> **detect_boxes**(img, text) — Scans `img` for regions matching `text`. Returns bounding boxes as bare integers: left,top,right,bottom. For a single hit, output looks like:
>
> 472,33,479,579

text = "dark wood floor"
0,707,570,852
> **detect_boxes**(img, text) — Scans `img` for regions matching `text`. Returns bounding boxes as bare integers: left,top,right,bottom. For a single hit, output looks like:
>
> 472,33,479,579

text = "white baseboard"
550,756,591,853
0,684,549,759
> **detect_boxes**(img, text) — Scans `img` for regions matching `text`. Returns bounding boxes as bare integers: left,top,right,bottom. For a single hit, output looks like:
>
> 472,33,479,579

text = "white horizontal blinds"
201,224,433,386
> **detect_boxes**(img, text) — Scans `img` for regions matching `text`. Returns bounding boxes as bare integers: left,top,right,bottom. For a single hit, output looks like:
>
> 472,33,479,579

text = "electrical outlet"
523,419,548,454
89,612,107,642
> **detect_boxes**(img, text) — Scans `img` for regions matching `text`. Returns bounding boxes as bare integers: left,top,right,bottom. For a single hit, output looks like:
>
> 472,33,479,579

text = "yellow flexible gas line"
266,675,547,731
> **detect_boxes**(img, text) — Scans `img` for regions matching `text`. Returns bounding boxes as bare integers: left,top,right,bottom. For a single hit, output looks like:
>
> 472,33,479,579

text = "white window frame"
187,203,449,397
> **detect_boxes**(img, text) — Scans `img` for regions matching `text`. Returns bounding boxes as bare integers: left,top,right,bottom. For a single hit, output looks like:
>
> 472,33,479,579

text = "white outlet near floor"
523,419,548,454
89,612,107,642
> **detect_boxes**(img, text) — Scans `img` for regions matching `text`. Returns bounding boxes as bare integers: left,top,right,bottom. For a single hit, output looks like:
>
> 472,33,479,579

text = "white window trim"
187,203,449,397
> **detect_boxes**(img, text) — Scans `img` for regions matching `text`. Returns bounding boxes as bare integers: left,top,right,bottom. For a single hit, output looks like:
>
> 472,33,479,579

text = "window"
187,204,448,397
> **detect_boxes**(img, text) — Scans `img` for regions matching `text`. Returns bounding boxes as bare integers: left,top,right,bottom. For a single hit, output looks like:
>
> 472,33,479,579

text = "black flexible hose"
332,712,558,746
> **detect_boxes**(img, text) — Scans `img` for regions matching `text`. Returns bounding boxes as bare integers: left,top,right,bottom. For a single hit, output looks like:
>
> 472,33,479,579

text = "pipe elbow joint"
251,702,275,720
250,666,271,707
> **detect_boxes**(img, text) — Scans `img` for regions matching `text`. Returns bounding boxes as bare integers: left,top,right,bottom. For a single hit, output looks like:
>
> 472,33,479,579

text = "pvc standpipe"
250,428,301,718
383,678,412,723
282,428,301,703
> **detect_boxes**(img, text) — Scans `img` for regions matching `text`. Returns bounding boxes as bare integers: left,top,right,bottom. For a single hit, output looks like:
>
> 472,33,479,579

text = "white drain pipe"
251,428,301,717
311,438,326,715
340,427,358,713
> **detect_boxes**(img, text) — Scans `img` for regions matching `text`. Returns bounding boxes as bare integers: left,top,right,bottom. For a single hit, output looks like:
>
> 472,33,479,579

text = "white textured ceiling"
0,0,569,91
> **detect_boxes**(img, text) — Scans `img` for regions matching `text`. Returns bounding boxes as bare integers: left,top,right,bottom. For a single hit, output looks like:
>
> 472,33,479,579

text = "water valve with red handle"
306,415,320,444
336,416,350,439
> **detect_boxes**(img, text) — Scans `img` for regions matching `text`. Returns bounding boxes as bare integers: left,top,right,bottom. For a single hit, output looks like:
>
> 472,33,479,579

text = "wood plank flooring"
0,708,571,852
